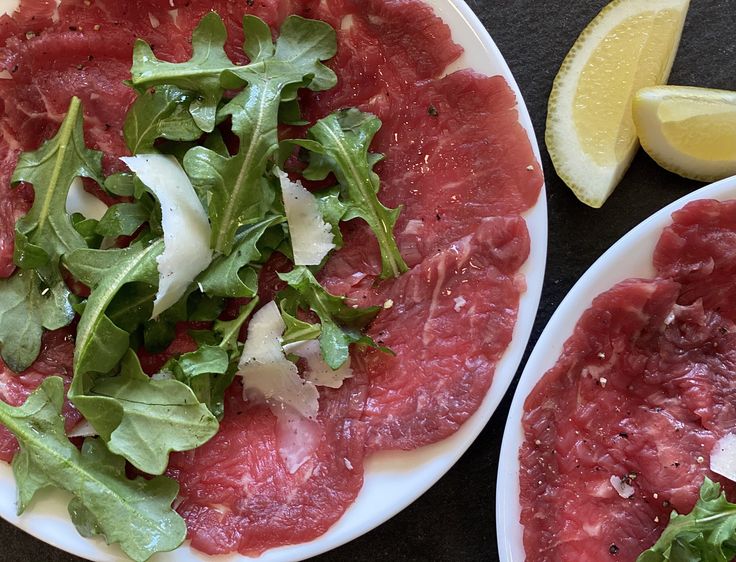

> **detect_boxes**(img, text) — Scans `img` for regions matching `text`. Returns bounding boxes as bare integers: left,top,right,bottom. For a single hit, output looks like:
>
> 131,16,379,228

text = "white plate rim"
0,1,548,560
496,174,736,562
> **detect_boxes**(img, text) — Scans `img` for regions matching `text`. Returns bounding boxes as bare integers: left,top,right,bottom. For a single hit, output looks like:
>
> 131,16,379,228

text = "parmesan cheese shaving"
120,154,213,318
711,433,736,482
238,302,319,420
610,475,635,499
285,339,353,389
278,169,335,266
66,177,109,221
0,0,19,16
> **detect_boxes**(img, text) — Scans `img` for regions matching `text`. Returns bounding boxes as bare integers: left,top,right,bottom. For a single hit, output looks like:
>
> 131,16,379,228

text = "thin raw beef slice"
520,199,736,562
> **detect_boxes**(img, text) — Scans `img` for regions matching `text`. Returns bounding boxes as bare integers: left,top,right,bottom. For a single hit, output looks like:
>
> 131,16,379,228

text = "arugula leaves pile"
0,97,101,372
1,377,185,562
181,15,337,254
0,10,408,561
638,478,736,562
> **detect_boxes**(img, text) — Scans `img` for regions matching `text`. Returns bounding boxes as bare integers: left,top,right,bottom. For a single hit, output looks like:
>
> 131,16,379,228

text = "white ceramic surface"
0,1,548,560
497,175,736,561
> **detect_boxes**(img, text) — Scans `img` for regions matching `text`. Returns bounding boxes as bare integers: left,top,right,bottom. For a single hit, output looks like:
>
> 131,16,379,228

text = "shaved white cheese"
453,296,467,312
278,169,335,266
120,154,213,318
610,475,635,499
238,302,319,420
67,419,98,438
239,301,289,366
66,177,108,221
285,339,353,389
0,0,20,16
711,433,736,482
148,12,160,28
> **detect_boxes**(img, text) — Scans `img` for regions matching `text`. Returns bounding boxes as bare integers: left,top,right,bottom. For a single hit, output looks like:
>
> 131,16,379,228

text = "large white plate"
497,175,736,561
0,1,547,560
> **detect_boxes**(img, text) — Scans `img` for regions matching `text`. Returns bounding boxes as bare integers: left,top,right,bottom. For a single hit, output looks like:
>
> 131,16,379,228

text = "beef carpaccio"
520,199,736,561
0,0,542,557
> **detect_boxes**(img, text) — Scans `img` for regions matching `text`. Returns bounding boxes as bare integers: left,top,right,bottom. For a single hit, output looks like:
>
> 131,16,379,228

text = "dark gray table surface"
3,1,735,561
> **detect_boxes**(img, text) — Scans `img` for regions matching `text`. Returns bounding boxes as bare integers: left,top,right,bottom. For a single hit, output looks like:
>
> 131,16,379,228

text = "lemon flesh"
634,86,736,181
546,0,690,208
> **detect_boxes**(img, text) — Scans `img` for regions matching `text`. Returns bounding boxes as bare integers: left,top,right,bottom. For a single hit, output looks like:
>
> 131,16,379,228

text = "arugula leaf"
0,270,72,372
225,15,337,91
107,282,157,332
70,214,102,248
104,173,139,198
95,201,152,237
197,215,284,297
303,109,407,279
183,15,337,255
315,186,348,249
1,377,185,562
278,266,380,369
638,478,736,562
0,97,103,370
279,293,321,345
76,350,218,475
188,291,226,322
123,85,202,154
166,300,257,418
64,239,164,378
12,96,102,270
130,13,234,132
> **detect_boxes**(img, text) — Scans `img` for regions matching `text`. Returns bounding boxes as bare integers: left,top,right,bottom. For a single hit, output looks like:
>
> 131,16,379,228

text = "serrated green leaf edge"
0,377,185,562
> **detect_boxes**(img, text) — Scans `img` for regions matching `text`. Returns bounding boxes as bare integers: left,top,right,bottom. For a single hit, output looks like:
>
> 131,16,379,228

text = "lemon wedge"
633,86,736,182
546,0,690,208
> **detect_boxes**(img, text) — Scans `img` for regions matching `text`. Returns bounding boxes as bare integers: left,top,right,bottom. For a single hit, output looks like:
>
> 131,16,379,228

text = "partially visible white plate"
0,0,547,560
497,175,736,561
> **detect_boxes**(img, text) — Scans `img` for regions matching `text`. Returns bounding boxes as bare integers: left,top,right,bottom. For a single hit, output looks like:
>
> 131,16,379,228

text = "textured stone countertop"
3,1,735,561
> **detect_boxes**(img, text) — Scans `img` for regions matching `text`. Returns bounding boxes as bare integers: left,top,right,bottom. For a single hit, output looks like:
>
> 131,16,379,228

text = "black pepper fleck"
609,544,619,555
427,105,439,117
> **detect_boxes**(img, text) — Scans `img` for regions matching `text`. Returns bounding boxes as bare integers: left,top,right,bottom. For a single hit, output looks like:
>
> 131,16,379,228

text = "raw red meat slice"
520,199,736,562
358,216,530,450
0,328,82,461
301,0,463,112
167,377,367,556
0,0,543,556
654,198,736,317
317,71,541,297
0,139,26,278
